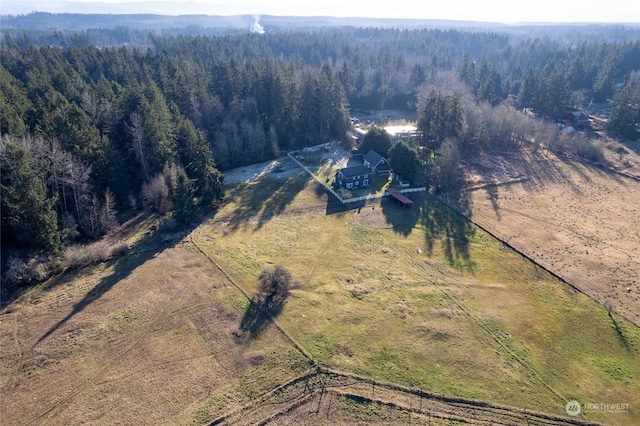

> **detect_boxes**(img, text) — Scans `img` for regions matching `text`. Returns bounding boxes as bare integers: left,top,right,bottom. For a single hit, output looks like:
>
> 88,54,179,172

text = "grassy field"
0,214,311,426
194,171,640,424
452,150,640,325
1,164,638,425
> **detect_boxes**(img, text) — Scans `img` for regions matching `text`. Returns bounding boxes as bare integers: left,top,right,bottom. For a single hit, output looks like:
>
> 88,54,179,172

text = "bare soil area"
210,368,595,426
223,156,304,185
445,149,640,325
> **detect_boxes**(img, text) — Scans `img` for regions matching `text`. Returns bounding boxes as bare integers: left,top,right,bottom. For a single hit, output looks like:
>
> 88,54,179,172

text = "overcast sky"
3,0,640,23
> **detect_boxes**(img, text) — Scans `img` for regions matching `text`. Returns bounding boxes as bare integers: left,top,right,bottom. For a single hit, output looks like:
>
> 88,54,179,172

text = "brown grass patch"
0,245,309,426
450,149,640,325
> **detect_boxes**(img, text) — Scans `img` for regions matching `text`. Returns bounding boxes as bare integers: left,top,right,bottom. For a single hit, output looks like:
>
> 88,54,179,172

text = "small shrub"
575,139,605,162
3,256,34,286
63,244,93,270
63,240,128,271
109,240,130,258
158,218,177,233
2,254,54,287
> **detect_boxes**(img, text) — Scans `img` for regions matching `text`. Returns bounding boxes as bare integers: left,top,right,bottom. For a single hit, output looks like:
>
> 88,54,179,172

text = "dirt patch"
223,156,304,185
210,368,594,426
445,149,640,325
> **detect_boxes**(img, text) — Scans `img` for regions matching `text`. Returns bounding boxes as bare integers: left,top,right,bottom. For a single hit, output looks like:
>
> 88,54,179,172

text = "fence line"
287,151,345,202
287,151,426,206
398,187,427,194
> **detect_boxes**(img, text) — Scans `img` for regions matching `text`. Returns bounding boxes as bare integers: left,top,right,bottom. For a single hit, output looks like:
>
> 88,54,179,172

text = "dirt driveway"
223,144,350,186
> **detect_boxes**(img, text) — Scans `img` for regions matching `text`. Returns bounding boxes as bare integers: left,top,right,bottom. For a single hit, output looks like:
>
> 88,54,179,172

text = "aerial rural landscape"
1,3,640,425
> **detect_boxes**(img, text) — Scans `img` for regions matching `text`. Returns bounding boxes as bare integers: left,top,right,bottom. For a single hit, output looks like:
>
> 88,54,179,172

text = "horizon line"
2,11,640,26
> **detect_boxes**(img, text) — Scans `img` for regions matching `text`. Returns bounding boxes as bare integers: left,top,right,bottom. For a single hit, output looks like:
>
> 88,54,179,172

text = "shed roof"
387,189,414,206
564,111,589,121
338,165,372,178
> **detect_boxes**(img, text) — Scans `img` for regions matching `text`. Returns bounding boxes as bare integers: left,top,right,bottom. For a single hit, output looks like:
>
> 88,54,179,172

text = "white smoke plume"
250,15,265,34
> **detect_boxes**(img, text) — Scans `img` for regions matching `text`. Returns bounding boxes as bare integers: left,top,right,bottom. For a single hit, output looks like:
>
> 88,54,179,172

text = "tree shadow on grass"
223,172,309,233
485,184,502,221
32,212,214,347
257,173,309,230
239,296,285,339
380,195,420,236
422,192,475,269
606,303,631,350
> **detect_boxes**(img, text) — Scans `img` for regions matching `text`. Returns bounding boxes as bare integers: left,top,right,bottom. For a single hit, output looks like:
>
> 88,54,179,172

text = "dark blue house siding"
335,165,372,190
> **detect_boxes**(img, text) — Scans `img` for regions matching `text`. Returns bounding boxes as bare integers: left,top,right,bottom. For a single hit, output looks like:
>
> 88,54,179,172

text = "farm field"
0,215,311,426
1,158,639,425
197,165,640,424
448,150,640,326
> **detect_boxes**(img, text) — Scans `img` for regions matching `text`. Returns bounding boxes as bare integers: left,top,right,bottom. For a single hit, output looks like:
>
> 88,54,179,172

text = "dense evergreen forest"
1,18,639,293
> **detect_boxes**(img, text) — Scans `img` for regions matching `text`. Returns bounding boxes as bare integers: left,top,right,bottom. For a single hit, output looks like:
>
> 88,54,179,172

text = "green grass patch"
593,358,633,381
108,308,138,331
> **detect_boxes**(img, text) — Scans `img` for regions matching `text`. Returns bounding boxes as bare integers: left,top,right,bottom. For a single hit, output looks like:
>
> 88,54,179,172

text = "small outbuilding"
563,111,590,128
387,188,414,208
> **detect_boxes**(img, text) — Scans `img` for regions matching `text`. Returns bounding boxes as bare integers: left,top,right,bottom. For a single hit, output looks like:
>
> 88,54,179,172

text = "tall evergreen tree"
175,116,223,206
418,90,464,155
360,126,393,157
1,142,61,251
388,141,420,181
173,166,198,225
608,80,640,140
0,66,31,136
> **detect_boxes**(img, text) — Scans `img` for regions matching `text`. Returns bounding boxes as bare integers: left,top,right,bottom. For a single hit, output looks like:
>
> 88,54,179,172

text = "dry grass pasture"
1,155,639,425
449,149,640,325
0,216,310,425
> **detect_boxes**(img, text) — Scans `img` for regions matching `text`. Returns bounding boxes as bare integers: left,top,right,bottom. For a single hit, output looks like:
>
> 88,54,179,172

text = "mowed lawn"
195,172,640,425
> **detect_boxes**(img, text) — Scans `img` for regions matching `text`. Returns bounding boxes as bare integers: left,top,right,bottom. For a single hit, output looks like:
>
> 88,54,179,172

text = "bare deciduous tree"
127,111,149,182
257,265,293,304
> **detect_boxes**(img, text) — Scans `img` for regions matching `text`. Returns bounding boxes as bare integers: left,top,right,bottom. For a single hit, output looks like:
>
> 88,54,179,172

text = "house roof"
364,149,386,167
564,111,589,121
338,165,372,178
376,161,391,171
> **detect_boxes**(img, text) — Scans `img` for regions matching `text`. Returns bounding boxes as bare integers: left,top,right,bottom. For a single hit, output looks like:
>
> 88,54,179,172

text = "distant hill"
0,11,508,32
2,12,639,44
